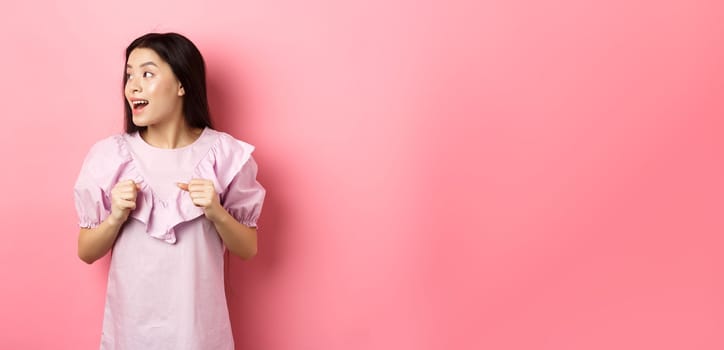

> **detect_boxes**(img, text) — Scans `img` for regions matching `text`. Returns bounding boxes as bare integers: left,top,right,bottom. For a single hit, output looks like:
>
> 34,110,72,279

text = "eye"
126,73,132,80
143,72,154,78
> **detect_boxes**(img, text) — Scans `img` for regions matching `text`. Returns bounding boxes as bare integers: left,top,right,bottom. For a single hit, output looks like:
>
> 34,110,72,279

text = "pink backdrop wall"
1,0,722,349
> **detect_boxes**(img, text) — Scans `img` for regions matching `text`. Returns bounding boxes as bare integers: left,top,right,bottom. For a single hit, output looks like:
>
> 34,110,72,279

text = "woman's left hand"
177,179,223,220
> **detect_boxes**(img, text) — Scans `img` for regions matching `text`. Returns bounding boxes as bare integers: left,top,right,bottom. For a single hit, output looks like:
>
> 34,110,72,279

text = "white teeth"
132,100,149,105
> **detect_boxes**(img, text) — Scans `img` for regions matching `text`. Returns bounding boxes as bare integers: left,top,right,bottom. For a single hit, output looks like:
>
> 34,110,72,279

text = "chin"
132,116,153,127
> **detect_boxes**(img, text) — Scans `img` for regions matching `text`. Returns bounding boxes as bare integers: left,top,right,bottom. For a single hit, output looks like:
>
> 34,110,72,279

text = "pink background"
1,0,723,349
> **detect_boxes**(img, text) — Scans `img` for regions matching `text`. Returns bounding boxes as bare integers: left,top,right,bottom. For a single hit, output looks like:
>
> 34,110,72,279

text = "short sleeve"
220,155,266,228
72,136,128,228
73,153,110,229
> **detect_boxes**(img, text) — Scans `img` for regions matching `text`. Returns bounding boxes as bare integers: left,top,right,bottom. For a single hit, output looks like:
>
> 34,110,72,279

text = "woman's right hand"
109,180,141,225
78,180,141,263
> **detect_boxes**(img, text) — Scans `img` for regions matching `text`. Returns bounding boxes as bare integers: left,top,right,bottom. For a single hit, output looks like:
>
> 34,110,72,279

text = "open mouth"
132,100,149,112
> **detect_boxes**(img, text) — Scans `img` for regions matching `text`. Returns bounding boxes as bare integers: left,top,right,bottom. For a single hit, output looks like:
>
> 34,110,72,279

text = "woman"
74,32,265,349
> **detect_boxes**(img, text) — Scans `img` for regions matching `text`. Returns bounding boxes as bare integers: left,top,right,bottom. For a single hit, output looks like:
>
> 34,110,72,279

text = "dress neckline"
133,127,209,152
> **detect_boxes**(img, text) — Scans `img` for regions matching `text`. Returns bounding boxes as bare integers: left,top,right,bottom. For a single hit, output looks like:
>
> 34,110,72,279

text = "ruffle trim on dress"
111,130,254,244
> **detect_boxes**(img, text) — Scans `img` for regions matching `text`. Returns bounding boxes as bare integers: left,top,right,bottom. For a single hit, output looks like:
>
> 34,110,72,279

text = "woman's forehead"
126,48,165,68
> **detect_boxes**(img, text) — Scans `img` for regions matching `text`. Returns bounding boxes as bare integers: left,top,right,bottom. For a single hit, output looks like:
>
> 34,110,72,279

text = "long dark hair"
123,32,212,133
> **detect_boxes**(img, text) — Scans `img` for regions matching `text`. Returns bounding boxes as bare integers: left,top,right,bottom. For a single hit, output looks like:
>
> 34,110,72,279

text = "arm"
206,205,258,260
77,217,124,264
178,180,258,260
77,180,140,264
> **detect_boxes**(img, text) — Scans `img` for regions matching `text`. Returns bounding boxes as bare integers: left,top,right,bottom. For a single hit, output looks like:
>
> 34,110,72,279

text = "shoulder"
206,128,256,162
84,133,128,159
197,129,258,189
77,133,132,186
207,128,255,151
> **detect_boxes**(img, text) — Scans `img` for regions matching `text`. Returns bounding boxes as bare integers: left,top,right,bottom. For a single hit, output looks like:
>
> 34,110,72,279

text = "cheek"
123,82,132,98
148,80,177,100
161,79,180,96
144,80,159,95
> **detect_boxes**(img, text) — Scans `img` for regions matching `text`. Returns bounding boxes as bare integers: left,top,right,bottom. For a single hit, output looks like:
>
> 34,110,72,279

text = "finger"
189,183,214,193
119,180,135,187
189,179,214,187
118,188,136,197
177,182,189,192
196,189,215,198
111,190,126,200
190,192,207,199
121,194,136,201
117,183,137,192
188,183,203,192
118,199,136,209
119,186,137,193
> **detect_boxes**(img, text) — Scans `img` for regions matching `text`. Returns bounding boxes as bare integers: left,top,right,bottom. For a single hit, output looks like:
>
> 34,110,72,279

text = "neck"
141,119,203,149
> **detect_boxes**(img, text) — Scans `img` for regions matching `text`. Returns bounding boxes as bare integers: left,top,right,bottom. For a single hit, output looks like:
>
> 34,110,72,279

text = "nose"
126,77,142,93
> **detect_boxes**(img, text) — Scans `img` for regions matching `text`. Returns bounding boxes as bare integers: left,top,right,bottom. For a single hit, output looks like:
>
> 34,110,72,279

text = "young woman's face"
125,48,185,128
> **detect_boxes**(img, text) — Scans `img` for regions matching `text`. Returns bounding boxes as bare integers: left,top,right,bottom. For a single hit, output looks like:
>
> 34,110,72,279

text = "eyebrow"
126,61,159,69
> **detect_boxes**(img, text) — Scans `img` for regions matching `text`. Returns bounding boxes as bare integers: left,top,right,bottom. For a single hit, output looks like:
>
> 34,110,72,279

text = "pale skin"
77,48,257,264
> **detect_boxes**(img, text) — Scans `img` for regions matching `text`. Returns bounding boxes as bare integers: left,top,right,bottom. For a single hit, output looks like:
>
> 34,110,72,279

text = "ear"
178,83,185,96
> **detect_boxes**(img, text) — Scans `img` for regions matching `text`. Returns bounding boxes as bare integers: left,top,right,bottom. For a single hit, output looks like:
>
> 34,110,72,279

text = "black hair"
123,32,212,133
